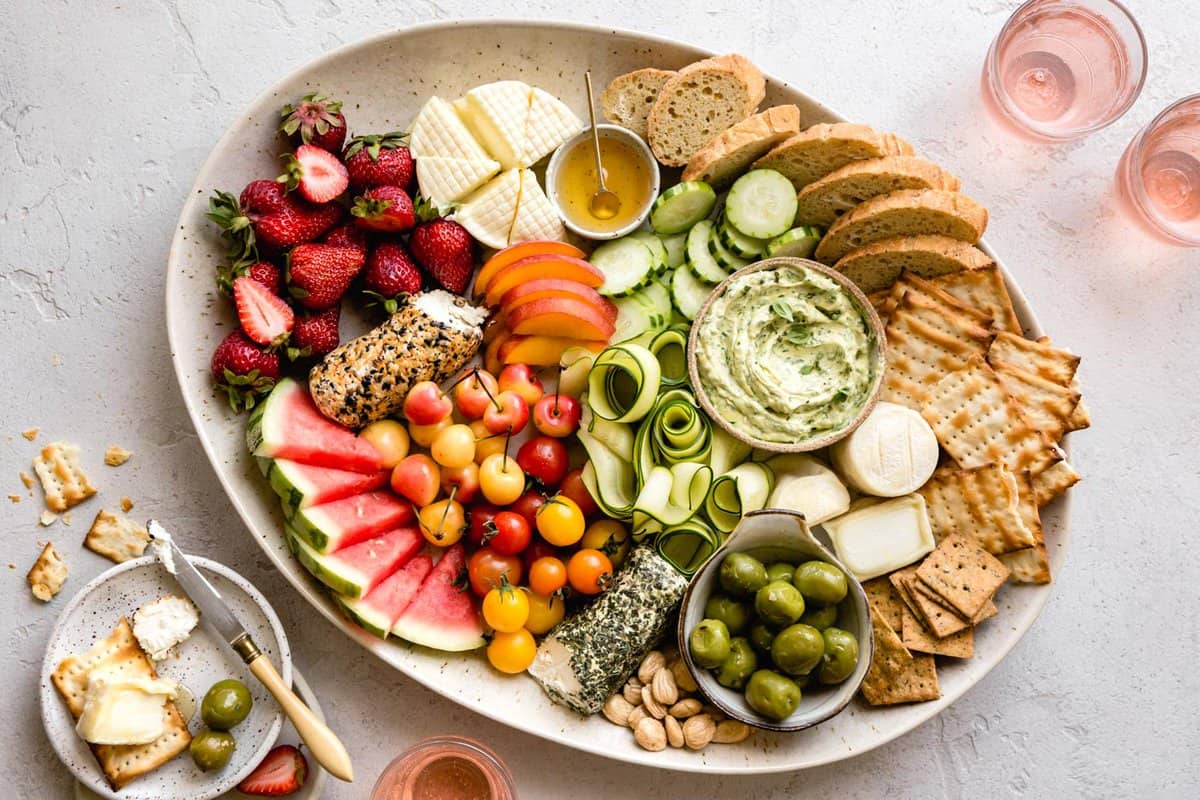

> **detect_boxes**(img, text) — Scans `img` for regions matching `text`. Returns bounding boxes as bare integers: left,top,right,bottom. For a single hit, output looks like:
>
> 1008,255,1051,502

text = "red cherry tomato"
489,510,533,556
467,503,501,548
467,547,523,597
516,435,569,487
559,467,598,518
522,540,562,571
510,490,547,528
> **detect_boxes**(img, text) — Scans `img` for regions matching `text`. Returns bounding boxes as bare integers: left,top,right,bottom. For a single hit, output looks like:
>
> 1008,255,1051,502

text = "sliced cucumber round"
671,262,713,321
725,169,798,239
765,226,823,259
650,181,717,235
612,292,666,343
592,237,657,297
627,230,669,275
660,232,687,269
718,215,768,258
707,224,750,271
685,220,729,284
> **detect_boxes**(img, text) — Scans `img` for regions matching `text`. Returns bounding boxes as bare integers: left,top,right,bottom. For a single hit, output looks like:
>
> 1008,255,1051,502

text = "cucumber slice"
650,182,717,235
591,237,657,297
628,230,670,275
707,224,750,271
670,263,712,321
635,279,673,321
725,169,798,239
765,226,823,259
660,233,687,269
718,215,768,258
685,220,729,284
612,293,665,343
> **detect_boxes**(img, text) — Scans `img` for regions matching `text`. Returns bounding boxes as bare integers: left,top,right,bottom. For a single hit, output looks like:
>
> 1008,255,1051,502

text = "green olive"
744,669,802,721
793,561,848,605
718,552,769,598
189,729,236,771
715,637,758,690
765,562,795,584
748,621,776,655
754,580,805,628
703,595,752,635
201,679,253,731
770,623,825,675
818,627,860,685
800,603,839,631
689,618,732,669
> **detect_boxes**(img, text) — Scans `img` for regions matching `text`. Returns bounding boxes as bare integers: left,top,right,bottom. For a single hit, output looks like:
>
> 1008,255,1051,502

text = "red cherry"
403,381,452,425
498,364,544,406
483,390,529,435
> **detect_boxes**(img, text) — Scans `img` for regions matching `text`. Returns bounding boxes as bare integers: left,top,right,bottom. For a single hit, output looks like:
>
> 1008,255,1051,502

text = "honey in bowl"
553,133,655,235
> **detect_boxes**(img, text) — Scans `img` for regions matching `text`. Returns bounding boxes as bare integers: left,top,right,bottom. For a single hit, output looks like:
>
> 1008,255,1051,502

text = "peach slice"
497,279,617,329
499,335,607,366
474,240,586,299
484,329,510,375
482,256,604,308
506,298,617,341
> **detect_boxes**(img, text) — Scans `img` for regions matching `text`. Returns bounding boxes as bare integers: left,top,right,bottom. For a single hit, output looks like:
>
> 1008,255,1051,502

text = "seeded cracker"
916,534,1009,619
860,607,940,706
912,577,998,625
863,577,905,632
892,568,973,638
901,603,974,658
917,463,1035,554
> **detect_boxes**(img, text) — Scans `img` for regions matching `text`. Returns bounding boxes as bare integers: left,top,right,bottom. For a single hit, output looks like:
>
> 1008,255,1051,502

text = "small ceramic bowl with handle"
676,509,874,732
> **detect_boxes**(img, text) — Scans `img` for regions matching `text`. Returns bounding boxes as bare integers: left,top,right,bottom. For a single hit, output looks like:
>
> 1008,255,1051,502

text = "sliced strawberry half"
279,144,350,204
234,276,295,347
237,744,308,796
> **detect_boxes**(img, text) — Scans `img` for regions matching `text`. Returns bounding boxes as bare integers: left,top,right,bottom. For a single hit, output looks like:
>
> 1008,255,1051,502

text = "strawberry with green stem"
210,330,280,412
207,180,343,263
286,243,365,310
351,185,415,233
343,132,414,191
363,241,422,313
409,197,476,294
288,304,340,360
233,276,294,347
279,93,347,153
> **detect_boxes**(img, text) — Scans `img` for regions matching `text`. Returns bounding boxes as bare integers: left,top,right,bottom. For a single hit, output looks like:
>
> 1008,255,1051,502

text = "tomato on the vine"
535,495,586,547
528,556,567,596
489,511,532,556
580,519,631,568
487,629,536,674
482,583,530,633
567,548,613,596
466,548,522,597
516,435,569,487
525,591,566,635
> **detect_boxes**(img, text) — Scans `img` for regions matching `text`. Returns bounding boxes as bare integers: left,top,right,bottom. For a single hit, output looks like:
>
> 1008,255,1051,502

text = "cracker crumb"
8,564,14,570
39,510,58,526
62,512,72,526
8,495,20,503
21,428,39,441
120,497,134,512
27,542,67,601
52,354,60,366
104,446,133,467
19,471,34,489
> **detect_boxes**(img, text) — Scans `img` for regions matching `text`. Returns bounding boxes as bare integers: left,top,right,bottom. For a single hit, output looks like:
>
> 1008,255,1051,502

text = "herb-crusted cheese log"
528,545,688,714
309,290,486,428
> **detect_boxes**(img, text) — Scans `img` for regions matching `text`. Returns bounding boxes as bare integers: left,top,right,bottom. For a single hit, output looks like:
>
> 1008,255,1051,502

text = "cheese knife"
147,520,354,782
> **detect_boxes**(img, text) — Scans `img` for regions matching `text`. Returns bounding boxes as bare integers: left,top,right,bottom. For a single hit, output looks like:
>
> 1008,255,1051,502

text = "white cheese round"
830,402,938,497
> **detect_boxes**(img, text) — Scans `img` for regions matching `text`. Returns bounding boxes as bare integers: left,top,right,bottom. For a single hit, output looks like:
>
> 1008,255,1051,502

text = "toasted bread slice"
815,189,988,264
753,123,913,190
833,234,993,293
681,105,801,187
646,54,766,167
600,68,676,139
796,156,960,227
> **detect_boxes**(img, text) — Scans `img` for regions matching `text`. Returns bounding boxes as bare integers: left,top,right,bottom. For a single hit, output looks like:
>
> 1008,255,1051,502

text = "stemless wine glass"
981,0,1147,141
370,736,517,800
1115,94,1200,247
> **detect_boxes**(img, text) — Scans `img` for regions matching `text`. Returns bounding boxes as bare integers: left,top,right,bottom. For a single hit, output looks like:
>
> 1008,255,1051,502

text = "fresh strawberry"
240,179,291,214
287,243,365,310
279,93,347,153
237,744,308,796
410,201,475,294
216,260,282,297
343,132,414,191
254,201,344,251
351,186,415,233
208,183,343,260
234,276,294,346
364,241,422,312
321,222,369,255
278,144,350,204
289,304,340,359
210,330,280,411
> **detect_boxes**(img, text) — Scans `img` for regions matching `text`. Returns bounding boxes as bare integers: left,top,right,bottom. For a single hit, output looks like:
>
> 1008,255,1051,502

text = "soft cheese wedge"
822,494,935,580
410,96,495,162
521,87,583,165
510,169,566,244
458,81,533,170
454,168,523,250
417,155,502,208
766,453,850,525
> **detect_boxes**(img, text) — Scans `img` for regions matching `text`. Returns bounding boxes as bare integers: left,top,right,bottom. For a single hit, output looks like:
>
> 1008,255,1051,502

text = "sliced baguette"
796,156,961,227
753,123,914,190
681,105,801,187
815,189,988,264
600,68,677,139
646,54,766,167
833,235,994,293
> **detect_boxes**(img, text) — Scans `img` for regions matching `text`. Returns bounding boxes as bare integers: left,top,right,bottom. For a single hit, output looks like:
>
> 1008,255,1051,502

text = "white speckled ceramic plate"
164,20,1071,773
41,556,291,799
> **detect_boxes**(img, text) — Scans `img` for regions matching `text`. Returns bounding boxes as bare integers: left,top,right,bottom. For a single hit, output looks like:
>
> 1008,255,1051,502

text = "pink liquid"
371,737,516,800
1116,96,1200,246
982,0,1145,140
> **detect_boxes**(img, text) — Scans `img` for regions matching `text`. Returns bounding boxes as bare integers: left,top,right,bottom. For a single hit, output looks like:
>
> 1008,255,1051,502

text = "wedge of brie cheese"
821,494,935,580
75,665,179,745
830,402,938,497
454,168,523,250
510,169,566,244
766,453,850,525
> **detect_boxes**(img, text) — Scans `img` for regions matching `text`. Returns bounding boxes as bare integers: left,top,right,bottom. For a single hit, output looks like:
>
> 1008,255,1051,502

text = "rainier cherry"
532,393,582,438
483,390,529,435
403,381,452,425
454,369,499,420
391,453,440,506
498,364,544,406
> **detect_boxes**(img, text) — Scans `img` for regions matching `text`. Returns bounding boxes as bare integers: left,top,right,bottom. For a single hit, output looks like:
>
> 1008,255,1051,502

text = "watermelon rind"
335,594,394,639
287,525,421,599
247,378,381,473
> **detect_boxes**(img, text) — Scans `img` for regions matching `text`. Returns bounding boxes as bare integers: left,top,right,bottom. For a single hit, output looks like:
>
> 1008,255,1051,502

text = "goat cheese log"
309,290,487,428
528,545,689,714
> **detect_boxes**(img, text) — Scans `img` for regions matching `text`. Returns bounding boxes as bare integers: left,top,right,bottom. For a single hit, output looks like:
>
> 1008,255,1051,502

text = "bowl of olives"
677,509,874,732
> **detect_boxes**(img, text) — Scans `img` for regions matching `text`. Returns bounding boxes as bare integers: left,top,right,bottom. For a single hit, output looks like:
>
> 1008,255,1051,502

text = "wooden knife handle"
249,655,354,782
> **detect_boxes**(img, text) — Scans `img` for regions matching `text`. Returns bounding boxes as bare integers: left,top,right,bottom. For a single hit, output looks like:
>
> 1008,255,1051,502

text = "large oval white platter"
165,19,1070,773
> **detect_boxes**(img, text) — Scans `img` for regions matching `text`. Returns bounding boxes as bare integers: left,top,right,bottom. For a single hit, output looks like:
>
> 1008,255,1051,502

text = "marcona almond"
638,650,666,684
668,698,702,718
651,667,679,706
641,685,667,719
627,705,649,730
682,714,716,750
603,694,635,726
670,659,699,693
665,715,685,748
623,678,644,705
713,720,751,744
634,717,667,752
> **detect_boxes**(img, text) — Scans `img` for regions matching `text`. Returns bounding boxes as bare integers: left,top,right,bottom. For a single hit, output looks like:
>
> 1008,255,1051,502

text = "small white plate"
42,556,292,800
76,670,327,800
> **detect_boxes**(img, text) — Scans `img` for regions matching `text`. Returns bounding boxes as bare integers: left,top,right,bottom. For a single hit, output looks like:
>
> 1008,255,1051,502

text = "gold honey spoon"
584,70,621,220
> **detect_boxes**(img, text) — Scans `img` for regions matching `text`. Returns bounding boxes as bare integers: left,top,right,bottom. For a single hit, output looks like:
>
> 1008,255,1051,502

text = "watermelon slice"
247,378,382,473
336,553,435,638
290,491,415,553
392,544,485,652
269,459,389,511
290,525,423,599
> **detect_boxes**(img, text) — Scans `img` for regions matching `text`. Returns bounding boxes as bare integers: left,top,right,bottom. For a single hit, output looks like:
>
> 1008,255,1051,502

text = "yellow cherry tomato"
487,628,536,674
478,453,526,506
580,519,631,568
535,496,586,547
418,499,465,547
409,417,451,448
524,591,566,635
482,584,530,633
431,423,476,468
359,419,410,468
471,419,507,464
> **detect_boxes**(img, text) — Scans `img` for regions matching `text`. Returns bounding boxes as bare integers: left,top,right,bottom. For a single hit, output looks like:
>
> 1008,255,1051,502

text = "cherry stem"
435,488,457,540
503,429,512,471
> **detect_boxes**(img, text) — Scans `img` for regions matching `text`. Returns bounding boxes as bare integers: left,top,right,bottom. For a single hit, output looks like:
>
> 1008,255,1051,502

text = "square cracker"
912,578,998,625
84,509,150,564
864,577,905,632
892,568,972,637
901,604,974,658
860,610,940,706
998,471,1051,583
28,542,67,601
931,265,1021,334
917,534,1010,619
33,441,97,512
51,618,191,789
1033,454,1081,506
867,289,894,326
989,358,1081,443
917,463,1035,555
894,272,994,328
989,331,1079,385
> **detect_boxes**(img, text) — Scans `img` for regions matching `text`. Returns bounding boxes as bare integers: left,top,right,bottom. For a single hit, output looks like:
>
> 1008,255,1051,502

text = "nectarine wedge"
474,241,586,299
484,329,510,375
499,335,607,366
496,279,617,330
482,256,604,308
506,298,616,341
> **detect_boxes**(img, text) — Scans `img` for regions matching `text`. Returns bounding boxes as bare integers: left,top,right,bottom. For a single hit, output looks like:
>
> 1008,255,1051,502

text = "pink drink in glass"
981,0,1146,141
370,736,517,800
1116,94,1200,246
